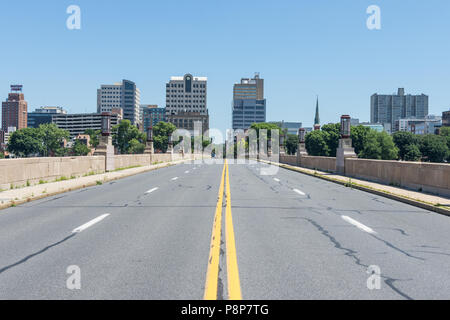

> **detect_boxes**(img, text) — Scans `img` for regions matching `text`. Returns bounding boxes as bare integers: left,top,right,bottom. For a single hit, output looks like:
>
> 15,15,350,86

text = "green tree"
153,121,177,153
359,130,382,159
420,134,449,163
7,128,43,157
249,122,282,138
128,138,146,154
359,131,398,160
439,126,450,137
351,125,371,156
285,134,298,155
393,131,420,160
403,144,422,162
39,123,70,157
439,127,450,161
84,129,101,148
72,139,91,156
305,130,330,156
321,123,340,157
378,131,398,160
112,120,146,154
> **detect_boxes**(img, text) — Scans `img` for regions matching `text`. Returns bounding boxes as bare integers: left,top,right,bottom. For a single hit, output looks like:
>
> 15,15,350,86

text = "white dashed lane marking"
341,216,377,234
72,214,110,234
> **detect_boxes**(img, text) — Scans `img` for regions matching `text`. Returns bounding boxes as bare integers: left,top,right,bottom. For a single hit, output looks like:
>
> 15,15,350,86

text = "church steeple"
314,96,320,126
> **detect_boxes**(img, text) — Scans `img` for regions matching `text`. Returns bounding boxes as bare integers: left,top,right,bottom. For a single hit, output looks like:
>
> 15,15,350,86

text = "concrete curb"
259,159,450,218
0,158,197,211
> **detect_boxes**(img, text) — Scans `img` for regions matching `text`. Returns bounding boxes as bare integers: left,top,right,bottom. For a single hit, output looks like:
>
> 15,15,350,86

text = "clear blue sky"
1,0,450,135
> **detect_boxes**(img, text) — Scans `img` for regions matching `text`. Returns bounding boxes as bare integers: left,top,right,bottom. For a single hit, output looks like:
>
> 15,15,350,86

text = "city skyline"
1,1,450,136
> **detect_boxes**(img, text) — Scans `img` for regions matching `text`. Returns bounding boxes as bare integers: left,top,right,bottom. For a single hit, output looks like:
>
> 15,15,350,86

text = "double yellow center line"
204,160,242,300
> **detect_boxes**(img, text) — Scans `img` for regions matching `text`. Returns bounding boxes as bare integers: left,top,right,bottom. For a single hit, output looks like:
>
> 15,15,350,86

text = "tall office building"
165,74,207,115
2,85,28,131
27,106,67,128
142,105,166,130
165,74,209,134
232,73,266,130
370,88,429,132
97,79,140,125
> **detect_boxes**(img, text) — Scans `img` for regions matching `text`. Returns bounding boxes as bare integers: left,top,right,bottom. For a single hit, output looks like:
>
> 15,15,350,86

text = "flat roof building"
371,88,429,132
97,80,140,125
2,85,28,131
443,110,450,127
52,112,121,138
28,106,67,128
232,73,266,130
142,105,165,130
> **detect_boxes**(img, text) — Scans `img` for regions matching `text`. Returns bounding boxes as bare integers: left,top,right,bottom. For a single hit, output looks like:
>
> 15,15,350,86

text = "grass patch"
39,179,47,184
83,171,97,177
55,176,69,182
26,180,31,187
96,181,103,185
113,165,142,172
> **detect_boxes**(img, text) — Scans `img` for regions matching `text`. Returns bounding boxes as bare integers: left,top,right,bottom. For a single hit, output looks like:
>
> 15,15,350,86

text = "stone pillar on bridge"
144,126,154,158
297,128,308,166
336,115,357,175
94,112,115,171
167,135,174,160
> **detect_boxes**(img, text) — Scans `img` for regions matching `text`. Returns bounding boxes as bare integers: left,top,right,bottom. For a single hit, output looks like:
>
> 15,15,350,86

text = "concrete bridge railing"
0,153,204,191
278,153,450,198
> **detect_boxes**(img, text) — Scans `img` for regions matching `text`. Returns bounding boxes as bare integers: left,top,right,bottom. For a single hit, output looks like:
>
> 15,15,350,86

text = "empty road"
0,160,449,300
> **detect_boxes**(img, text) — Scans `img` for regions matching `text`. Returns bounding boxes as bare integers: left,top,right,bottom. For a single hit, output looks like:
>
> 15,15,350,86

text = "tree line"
4,120,212,158
284,124,450,163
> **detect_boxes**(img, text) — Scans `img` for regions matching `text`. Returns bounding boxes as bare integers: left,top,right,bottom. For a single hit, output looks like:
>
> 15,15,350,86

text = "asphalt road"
0,160,449,300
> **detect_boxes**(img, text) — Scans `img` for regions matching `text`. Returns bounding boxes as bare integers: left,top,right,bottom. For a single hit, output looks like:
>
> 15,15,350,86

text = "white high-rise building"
165,74,207,116
97,79,140,125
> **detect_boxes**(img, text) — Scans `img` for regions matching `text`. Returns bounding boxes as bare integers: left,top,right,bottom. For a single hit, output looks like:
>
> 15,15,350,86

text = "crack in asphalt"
302,217,414,300
368,234,425,261
410,250,450,257
377,227,409,236
0,234,76,275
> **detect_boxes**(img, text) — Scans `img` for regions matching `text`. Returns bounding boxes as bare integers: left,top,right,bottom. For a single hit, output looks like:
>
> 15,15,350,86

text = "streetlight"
340,115,351,139
298,128,306,144
147,126,153,142
101,112,111,136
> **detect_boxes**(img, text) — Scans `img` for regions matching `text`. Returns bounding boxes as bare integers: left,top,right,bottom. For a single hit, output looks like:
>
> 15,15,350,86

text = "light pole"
144,126,154,155
336,115,356,175
297,128,308,165
167,134,173,155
